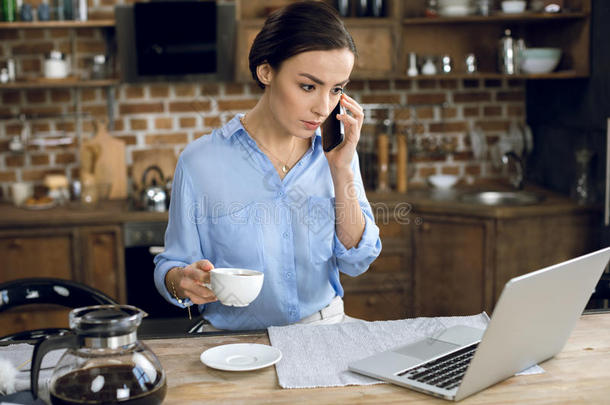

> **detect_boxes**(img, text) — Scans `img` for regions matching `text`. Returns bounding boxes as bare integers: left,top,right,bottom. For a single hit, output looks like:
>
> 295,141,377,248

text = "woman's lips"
302,120,321,131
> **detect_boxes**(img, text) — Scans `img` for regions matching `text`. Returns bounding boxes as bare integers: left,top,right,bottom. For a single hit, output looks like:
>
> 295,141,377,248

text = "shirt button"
285,272,293,279
282,232,289,239
278,190,285,197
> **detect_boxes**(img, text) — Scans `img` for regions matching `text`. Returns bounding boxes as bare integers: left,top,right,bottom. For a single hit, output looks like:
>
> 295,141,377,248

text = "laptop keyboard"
396,343,479,390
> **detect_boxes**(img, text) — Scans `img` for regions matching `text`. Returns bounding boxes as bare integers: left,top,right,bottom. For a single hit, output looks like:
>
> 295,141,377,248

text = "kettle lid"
69,305,147,338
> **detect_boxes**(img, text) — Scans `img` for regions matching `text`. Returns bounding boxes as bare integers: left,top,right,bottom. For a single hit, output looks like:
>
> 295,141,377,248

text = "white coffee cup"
11,182,33,206
203,268,264,307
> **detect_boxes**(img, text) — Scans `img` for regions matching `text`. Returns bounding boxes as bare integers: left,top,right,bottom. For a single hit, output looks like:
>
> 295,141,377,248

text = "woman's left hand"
324,92,364,172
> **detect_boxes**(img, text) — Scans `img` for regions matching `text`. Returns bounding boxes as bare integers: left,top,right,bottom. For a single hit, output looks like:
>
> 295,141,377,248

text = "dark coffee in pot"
50,365,166,405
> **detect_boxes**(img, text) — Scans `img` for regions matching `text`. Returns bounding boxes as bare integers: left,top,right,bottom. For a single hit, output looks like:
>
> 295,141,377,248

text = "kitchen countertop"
0,184,599,228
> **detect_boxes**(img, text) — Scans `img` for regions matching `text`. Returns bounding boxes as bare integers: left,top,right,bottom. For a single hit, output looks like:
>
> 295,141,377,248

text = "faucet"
502,151,524,190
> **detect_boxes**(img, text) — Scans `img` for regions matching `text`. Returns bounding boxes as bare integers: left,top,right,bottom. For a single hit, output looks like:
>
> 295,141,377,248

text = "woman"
154,1,382,330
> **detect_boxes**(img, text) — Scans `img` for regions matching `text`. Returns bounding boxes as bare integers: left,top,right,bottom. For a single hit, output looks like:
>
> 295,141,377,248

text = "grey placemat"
0,343,65,393
268,313,490,389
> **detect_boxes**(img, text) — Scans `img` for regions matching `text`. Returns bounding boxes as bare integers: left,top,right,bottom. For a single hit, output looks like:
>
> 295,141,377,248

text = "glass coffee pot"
31,305,166,405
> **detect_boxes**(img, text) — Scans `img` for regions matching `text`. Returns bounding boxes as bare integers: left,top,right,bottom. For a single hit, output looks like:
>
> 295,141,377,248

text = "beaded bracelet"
170,279,192,320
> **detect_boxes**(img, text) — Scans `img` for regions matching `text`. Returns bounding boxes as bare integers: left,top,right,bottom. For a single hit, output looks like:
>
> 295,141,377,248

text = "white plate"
22,200,57,210
200,343,282,372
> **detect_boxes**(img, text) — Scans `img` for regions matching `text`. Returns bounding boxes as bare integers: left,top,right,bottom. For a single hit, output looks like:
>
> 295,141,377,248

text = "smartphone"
322,100,345,152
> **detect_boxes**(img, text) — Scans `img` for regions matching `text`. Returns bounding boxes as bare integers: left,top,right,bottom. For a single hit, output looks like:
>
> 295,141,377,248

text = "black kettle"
140,165,168,212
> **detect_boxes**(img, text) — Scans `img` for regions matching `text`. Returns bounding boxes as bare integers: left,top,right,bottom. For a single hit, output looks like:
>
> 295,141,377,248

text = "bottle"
7,58,15,81
336,0,350,17
73,0,87,21
407,52,418,77
369,0,384,17
356,0,367,17
2,0,17,22
376,132,389,192
514,38,526,74
498,28,516,75
396,134,408,193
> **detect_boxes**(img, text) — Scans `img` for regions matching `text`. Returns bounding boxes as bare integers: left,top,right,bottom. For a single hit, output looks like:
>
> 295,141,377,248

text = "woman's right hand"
166,260,218,305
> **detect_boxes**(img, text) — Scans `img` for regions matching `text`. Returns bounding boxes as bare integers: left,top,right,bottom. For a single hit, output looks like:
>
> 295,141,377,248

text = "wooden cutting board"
131,149,177,193
80,120,127,199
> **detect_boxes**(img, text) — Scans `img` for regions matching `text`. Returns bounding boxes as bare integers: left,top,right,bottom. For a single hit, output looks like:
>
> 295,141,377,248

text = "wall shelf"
395,71,586,80
0,78,120,90
0,20,115,29
402,12,588,25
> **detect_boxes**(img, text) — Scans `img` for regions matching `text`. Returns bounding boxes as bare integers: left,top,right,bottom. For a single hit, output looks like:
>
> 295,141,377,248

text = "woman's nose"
313,95,333,118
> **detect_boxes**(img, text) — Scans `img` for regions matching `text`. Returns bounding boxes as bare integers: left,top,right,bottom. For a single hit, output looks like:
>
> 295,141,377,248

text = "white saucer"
200,343,282,371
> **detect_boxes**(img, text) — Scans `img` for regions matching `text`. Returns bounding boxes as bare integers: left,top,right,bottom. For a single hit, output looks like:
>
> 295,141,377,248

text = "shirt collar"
219,114,245,139
221,113,321,151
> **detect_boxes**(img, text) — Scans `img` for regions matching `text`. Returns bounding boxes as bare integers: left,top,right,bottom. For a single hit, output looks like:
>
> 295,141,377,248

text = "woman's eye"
300,84,315,92
332,87,344,95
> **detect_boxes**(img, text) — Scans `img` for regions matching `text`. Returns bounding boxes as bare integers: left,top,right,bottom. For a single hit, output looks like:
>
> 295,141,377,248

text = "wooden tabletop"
145,312,610,404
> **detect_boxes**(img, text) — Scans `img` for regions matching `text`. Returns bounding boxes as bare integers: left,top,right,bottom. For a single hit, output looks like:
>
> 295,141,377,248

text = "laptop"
349,247,610,401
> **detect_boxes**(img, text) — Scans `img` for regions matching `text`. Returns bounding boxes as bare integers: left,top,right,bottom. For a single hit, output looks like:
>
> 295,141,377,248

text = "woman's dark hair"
249,1,358,89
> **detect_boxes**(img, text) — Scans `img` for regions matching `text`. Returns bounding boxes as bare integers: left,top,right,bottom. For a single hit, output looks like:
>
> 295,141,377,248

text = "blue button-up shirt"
154,114,382,330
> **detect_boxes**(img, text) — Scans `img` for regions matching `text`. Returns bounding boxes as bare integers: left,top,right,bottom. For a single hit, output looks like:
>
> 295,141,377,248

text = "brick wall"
0,0,526,201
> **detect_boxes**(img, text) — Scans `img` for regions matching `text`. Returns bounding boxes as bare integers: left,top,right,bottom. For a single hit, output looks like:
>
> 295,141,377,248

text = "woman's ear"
256,63,274,87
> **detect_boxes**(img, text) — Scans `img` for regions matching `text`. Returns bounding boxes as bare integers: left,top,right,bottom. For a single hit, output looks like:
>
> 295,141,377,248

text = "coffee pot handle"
31,333,79,399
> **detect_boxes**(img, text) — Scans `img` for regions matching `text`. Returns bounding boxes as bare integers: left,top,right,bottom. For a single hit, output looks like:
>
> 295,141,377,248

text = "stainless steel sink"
459,191,545,206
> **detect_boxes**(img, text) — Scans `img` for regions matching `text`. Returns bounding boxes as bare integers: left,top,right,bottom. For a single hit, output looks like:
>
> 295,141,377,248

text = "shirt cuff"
154,259,193,308
333,203,381,263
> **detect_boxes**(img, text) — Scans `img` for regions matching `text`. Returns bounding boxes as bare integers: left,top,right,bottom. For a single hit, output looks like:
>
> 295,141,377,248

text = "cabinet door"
235,21,397,82
349,25,396,79
413,215,494,317
342,211,413,321
495,213,597,303
235,22,263,82
79,226,126,303
342,246,411,321
0,228,77,337
0,228,76,281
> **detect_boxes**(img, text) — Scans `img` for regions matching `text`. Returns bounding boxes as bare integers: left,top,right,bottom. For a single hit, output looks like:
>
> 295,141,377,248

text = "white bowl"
438,0,473,16
520,48,562,74
428,175,459,189
501,0,527,13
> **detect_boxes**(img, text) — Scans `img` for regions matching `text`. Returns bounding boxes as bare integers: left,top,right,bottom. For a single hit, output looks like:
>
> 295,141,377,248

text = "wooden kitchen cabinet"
235,0,591,81
79,225,126,303
413,215,495,317
494,213,598,302
234,0,399,81
410,208,598,318
0,224,126,337
0,228,77,281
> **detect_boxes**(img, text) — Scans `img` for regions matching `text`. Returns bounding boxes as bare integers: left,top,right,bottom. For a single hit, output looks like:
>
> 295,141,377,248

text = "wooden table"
145,312,610,404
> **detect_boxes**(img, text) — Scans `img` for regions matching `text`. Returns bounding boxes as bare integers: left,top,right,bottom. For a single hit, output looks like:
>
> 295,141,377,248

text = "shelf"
0,20,115,29
396,71,587,80
403,12,588,25
0,78,120,89
342,17,396,26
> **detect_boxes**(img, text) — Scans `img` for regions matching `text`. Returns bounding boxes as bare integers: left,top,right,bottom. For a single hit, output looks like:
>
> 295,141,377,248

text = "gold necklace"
240,114,296,174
